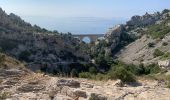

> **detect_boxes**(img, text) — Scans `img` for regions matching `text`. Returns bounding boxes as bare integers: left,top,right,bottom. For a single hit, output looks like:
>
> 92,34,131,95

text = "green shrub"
162,42,168,46
160,52,170,60
70,69,78,77
145,18,170,39
148,42,155,48
153,49,164,58
145,64,161,74
0,54,5,64
18,50,31,61
79,72,92,79
94,73,109,81
89,67,97,74
108,66,136,82
0,92,10,100
166,75,170,88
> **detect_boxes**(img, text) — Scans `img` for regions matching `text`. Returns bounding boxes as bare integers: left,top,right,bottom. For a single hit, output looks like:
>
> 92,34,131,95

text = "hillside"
0,8,90,74
116,9,170,65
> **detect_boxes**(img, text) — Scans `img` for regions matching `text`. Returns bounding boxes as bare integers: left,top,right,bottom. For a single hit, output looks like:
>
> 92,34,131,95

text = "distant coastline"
22,16,127,34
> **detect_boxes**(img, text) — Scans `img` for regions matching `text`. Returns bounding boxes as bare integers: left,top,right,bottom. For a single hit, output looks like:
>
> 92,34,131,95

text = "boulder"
113,79,124,87
81,82,94,88
57,79,80,88
61,86,87,99
17,84,45,92
89,93,107,100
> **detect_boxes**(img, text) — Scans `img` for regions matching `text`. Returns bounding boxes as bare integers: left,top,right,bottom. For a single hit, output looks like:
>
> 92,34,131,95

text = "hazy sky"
0,0,170,18
0,0,170,34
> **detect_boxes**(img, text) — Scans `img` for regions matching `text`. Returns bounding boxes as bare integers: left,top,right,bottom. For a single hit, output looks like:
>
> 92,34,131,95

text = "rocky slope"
115,10,170,65
0,8,89,73
98,9,170,66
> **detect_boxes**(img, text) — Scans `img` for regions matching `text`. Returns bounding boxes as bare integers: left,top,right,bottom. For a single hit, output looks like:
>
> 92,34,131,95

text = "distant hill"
0,7,89,73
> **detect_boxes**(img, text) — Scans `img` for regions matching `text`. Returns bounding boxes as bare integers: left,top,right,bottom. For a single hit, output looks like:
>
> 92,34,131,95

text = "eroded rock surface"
1,72,170,100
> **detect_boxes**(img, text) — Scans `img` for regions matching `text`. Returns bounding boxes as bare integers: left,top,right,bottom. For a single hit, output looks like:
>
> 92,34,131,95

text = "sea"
23,17,126,35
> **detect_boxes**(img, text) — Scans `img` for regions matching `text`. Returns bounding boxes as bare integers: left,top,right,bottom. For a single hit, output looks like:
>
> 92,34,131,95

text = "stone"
17,84,45,93
113,79,124,87
89,93,108,100
74,90,87,98
81,82,94,88
57,79,80,88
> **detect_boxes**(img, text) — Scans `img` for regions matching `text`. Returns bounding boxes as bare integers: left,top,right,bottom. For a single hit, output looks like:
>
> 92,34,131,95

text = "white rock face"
158,60,170,69
104,24,125,52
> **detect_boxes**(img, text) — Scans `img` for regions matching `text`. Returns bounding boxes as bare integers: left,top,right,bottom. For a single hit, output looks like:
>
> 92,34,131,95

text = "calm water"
23,17,126,34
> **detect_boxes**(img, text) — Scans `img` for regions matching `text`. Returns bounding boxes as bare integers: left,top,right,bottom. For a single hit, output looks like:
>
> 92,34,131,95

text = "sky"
0,0,170,34
0,0,169,18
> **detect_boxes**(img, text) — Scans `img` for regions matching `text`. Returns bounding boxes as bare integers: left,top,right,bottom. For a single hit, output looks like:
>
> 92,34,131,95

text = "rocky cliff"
0,8,89,73
101,9,170,60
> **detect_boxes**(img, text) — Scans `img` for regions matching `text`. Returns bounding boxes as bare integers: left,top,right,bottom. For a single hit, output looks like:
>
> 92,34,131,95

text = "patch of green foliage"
0,92,10,100
148,42,155,48
144,63,161,74
162,42,168,46
18,50,31,62
160,52,170,60
108,65,136,82
153,49,164,58
166,75,170,88
146,19,170,39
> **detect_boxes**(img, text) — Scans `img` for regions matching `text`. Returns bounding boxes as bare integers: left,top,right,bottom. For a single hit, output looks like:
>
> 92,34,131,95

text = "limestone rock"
81,82,94,88
113,79,124,87
57,79,80,88
89,93,107,100
104,24,125,52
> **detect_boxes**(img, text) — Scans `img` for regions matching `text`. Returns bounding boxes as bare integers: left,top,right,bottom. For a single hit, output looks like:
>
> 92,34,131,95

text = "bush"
148,42,155,48
166,75,170,88
70,69,78,77
79,72,92,79
0,54,5,64
0,92,10,100
108,65,136,82
89,67,97,74
162,42,168,46
145,64,161,74
18,50,31,61
161,52,170,60
94,73,109,81
153,49,164,58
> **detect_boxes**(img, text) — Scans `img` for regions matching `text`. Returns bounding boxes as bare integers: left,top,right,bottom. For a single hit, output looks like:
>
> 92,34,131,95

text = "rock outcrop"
0,8,89,73
104,24,125,52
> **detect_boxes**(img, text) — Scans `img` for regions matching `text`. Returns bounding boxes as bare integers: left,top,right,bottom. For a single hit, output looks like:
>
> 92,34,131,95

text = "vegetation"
0,92,10,100
148,42,155,48
18,50,31,62
108,65,136,82
166,75,170,88
78,61,161,82
146,18,170,39
153,49,164,58
162,42,168,46
160,52,170,60
0,54,5,64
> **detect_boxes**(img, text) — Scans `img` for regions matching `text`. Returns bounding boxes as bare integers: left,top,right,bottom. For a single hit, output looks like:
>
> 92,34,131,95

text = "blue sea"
23,17,126,34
